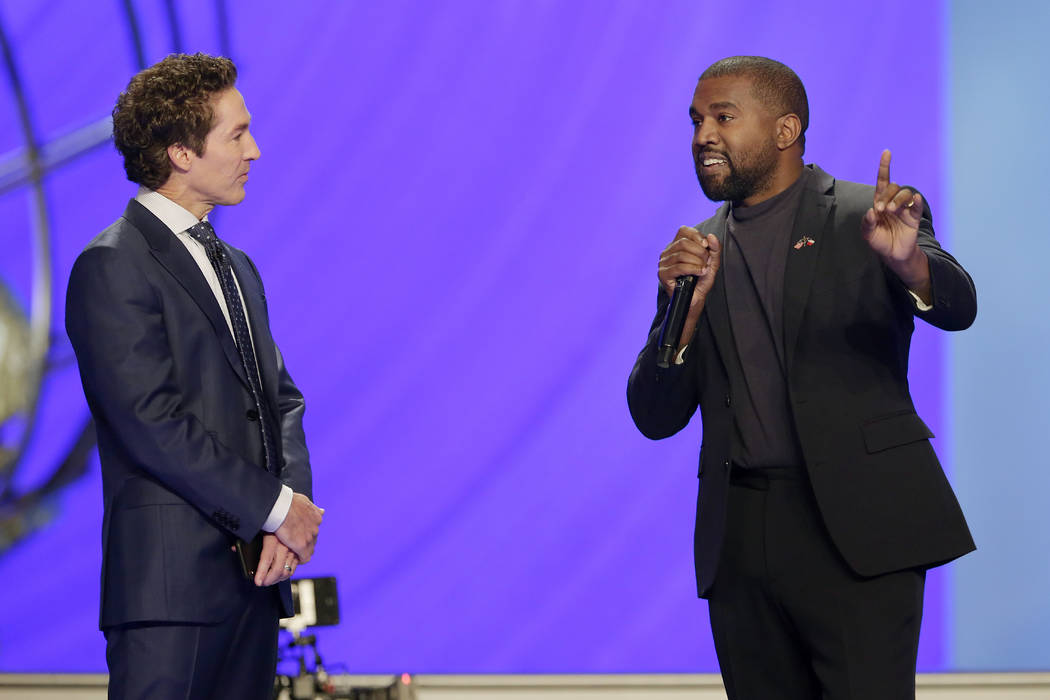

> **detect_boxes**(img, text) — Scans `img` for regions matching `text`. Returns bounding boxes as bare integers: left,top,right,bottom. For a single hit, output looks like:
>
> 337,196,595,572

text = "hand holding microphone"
655,226,722,367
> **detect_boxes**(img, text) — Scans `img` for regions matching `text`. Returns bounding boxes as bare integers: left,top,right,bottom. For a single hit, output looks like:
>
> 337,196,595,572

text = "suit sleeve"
273,346,312,499
895,197,977,331
626,286,700,440
66,244,282,539
241,254,313,500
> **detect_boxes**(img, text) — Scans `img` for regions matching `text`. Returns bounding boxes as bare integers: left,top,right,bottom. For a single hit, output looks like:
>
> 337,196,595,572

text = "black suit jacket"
627,165,976,597
67,200,311,627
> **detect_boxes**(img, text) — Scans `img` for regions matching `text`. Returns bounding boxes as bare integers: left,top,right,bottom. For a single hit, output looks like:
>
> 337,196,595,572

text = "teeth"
703,158,726,166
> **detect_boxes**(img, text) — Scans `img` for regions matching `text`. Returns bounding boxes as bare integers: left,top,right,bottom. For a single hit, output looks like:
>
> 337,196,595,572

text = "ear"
167,142,193,173
775,113,802,152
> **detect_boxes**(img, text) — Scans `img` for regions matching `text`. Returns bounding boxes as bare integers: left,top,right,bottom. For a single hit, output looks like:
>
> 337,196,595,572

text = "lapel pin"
793,235,815,250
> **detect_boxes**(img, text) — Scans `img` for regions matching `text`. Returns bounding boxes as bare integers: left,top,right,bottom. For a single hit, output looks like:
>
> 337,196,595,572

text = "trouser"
105,584,281,700
708,466,925,700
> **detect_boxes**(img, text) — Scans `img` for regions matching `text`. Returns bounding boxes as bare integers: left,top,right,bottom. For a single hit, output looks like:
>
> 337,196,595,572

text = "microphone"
656,275,698,368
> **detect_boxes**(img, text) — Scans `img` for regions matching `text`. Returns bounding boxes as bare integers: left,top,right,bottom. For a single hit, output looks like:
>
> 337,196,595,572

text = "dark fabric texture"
627,164,976,597
187,221,279,476
66,200,314,690
723,168,809,468
105,584,280,700
709,472,925,700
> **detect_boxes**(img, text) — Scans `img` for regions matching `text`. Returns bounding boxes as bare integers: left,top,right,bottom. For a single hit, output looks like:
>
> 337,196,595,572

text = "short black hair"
700,56,809,153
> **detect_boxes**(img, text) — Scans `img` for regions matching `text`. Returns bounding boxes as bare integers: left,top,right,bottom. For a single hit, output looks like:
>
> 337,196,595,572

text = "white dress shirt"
135,188,292,532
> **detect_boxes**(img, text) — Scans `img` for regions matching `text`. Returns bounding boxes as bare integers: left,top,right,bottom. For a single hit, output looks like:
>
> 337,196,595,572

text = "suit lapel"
782,167,835,370
124,200,251,390
698,204,736,368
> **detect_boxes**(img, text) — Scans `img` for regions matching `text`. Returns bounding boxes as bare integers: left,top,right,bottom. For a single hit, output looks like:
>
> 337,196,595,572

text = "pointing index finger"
875,149,891,197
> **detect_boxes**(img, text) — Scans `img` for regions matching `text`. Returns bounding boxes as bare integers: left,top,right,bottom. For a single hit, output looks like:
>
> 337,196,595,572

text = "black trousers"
105,584,280,700
708,467,925,700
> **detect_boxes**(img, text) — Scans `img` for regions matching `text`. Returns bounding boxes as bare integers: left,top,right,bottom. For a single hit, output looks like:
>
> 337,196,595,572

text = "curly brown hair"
112,53,238,190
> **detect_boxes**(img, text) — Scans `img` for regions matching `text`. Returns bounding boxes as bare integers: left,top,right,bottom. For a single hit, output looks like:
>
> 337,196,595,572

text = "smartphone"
235,534,264,579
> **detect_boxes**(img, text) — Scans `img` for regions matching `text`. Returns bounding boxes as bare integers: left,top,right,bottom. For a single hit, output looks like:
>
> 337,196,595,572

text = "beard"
694,139,779,203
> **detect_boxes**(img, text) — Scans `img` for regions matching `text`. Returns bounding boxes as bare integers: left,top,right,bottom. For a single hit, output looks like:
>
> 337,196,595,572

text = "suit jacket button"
246,409,259,421
723,459,730,469
724,394,731,407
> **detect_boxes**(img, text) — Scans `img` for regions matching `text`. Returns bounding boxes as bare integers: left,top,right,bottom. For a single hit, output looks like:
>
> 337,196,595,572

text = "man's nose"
246,132,261,160
694,121,718,147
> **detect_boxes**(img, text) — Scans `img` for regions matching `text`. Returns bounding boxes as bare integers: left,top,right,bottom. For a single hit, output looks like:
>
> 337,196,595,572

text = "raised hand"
861,150,931,300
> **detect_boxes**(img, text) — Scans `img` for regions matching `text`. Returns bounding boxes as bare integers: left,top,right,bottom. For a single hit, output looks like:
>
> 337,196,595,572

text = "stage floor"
3,673,1050,699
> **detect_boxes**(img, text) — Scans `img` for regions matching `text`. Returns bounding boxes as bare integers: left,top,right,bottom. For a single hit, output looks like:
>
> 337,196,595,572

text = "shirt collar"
134,187,209,235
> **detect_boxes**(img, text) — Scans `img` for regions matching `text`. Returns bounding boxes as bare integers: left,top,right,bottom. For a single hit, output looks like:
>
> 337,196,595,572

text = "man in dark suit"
66,53,324,699
627,56,975,699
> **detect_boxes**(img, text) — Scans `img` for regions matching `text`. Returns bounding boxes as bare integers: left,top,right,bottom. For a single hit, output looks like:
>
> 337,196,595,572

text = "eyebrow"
689,101,741,119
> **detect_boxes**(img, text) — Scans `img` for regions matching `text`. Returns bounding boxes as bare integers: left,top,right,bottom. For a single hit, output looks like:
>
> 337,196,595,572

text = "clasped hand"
251,492,324,587
275,492,324,564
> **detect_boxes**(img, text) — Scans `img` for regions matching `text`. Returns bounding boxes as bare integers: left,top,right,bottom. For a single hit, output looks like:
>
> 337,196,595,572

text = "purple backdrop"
0,0,949,672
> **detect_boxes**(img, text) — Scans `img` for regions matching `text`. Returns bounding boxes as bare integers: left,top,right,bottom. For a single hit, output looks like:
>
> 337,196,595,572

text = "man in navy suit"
628,56,975,699
67,53,324,699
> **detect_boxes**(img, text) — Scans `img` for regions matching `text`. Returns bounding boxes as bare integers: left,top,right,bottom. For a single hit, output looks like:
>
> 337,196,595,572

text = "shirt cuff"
674,345,689,365
908,289,933,312
262,484,293,532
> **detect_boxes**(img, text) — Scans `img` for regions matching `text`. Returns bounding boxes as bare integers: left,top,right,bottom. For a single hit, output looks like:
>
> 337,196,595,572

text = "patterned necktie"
187,220,277,473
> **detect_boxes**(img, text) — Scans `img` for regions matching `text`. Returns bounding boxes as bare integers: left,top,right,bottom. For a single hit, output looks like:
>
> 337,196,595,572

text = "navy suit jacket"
628,165,976,597
67,199,311,628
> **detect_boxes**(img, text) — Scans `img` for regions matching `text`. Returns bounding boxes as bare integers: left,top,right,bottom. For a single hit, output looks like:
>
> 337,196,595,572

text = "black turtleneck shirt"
723,168,810,468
